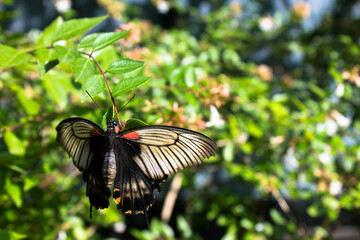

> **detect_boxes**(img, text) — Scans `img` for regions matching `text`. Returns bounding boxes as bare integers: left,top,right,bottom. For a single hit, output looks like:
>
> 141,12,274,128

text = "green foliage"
1,1,360,239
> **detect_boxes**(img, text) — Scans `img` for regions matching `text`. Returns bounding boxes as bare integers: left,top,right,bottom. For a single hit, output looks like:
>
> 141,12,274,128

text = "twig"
81,52,122,126
161,174,183,223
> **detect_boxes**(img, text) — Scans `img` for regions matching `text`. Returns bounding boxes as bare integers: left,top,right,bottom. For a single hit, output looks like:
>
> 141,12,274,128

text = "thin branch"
271,188,305,236
161,174,183,223
81,52,122,126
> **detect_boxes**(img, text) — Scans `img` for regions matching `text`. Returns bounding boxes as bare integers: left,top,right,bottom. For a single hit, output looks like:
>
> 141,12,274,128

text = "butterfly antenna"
86,90,105,114
118,94,136,112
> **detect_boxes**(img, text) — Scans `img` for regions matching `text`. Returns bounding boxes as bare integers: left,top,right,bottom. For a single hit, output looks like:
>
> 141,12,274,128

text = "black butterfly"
56,118,216,219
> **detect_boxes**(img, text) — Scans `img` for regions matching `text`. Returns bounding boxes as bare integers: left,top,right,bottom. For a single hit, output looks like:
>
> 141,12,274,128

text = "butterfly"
56,118,216,219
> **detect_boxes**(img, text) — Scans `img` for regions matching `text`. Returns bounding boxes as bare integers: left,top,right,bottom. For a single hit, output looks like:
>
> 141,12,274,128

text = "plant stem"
82,52,121,126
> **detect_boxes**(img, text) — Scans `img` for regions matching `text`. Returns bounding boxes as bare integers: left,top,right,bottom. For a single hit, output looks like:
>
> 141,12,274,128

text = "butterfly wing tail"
84,172,111,211
83,138,110,213
113,167,158,215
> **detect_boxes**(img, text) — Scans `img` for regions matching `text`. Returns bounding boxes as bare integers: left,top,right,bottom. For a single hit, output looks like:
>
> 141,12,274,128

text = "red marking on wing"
91,127,102,136
121,131,140,140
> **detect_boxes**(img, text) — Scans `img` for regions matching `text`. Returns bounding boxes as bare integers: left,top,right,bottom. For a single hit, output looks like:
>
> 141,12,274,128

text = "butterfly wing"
112,125,216,214
56,118,105,171
56,118,110,212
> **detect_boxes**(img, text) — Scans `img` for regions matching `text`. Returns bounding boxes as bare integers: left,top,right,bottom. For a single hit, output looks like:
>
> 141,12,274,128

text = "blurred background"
1,0,360,239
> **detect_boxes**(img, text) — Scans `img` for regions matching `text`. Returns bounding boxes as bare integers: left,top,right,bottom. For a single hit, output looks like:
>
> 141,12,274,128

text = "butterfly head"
107,120,117,132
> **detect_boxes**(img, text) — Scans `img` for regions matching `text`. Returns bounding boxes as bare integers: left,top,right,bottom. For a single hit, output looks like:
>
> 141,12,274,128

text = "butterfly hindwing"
112,138,160,215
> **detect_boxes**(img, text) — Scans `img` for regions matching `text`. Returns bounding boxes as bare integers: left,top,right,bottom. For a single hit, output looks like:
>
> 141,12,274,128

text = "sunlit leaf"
107,59,144,74
93,30,130,51
79,33,102,49
72,57,97,82
37,16,63,47
53,15,107,41
54,45,81,63
0,45,32,68
112,76,151,97
81,74,106,102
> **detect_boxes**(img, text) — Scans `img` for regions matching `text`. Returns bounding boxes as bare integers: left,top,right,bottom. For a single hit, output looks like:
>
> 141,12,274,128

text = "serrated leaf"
78,33,102,49
54,45,81,62
4,178,22,208
107,59,144,74
37,16,63,47
93,30,130,51
72,57,97,82
112,76,151,97
124,118,149,130
53,15,107,42
121,66,144,78
4,131,25,156
81,74,106,102
0,45,32,68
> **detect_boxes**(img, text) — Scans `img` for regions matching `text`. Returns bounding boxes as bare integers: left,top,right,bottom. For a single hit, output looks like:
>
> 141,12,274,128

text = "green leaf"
0,229,27,240
121,66,145,78
107,59,144,74
53,15,107,42
37,16,63,47
36,48,57,64
42,70,69,108
223,142,234,162
78,33,102,49
309,83,326,98
4,178,22,208
269,209,286,225
102,107,114,129
24,176,40,191
124,118,149,130
4,131,25,156
93,30,130,51
72,57,97,82
17,93,40,116
81,74,106,102
112,76,151,97
0,45,32,68
177,216,192,239
54,45,81,62
184,66,196,87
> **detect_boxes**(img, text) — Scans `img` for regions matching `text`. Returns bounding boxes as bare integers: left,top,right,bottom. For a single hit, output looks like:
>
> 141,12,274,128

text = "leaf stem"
81,52,121,126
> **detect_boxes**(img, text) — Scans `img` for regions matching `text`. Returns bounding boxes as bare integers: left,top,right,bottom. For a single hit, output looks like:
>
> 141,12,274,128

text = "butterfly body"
103,122,117,187
56,118,216,217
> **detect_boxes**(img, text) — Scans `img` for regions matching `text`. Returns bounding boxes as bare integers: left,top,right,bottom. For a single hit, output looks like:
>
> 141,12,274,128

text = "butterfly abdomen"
103,149,116,187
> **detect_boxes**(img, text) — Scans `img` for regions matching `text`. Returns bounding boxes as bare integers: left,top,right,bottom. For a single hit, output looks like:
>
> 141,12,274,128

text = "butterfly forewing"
56,118,105,171
118,126,216,181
